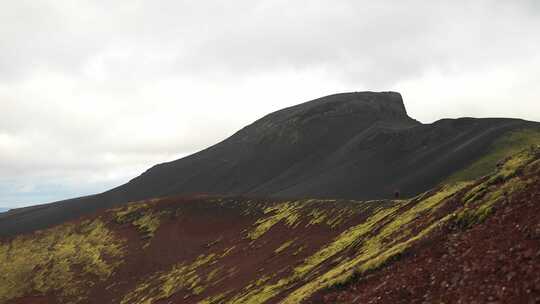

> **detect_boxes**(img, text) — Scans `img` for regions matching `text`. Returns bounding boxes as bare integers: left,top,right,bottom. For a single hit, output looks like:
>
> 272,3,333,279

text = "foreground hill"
2,146,539,304
2,91,540,237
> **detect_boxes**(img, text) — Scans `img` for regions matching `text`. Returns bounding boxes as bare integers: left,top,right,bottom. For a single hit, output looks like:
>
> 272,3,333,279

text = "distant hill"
0,208,9,213
2,146,539,303
1,91,540,236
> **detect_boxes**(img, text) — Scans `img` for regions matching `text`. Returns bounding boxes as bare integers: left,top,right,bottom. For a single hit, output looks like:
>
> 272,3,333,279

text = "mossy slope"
0,219,125,303
446,128,540,183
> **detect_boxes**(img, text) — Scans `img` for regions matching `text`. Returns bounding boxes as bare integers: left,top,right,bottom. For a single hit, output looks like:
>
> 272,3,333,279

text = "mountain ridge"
1,91,540,237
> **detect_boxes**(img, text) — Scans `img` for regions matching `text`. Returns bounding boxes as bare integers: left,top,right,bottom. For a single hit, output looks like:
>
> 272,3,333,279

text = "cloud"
1,0,539,207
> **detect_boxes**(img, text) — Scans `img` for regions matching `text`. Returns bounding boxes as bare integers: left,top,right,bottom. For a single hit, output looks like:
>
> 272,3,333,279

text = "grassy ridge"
445,128,540,183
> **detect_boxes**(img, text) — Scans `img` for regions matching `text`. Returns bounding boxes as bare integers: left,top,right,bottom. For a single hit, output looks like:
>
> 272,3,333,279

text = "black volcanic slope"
1,91,539,236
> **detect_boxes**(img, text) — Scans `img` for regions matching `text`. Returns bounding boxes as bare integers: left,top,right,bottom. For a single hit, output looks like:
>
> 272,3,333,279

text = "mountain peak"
326,91,408,117
233,91,417,145
258,91,412,127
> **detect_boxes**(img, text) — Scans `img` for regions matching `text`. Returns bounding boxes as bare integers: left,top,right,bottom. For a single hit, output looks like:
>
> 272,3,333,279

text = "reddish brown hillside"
1,147,539,304
310,150,540,303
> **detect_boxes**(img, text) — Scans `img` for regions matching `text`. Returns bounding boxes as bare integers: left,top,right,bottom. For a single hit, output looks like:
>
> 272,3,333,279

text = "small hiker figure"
394,189,400,199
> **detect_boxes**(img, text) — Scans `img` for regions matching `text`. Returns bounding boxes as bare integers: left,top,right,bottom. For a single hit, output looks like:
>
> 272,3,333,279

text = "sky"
1,0,540,208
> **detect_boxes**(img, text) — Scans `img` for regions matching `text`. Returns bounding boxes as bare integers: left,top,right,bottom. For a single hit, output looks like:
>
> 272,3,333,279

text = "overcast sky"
1,0,539,208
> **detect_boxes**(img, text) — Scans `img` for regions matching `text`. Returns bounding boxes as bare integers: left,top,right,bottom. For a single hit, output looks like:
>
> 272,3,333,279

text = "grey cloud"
174,1,540,86
3,1,539,86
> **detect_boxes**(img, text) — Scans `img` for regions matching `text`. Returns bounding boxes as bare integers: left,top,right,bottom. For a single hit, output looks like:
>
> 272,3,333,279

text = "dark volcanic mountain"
1,91,539,236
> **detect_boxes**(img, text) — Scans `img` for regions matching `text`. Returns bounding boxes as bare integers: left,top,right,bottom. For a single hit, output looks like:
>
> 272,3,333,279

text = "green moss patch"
120,248,236,304
275,240,295,254
112,200,165,246
0,219,125,303
453,147,539,229
246,200,361,241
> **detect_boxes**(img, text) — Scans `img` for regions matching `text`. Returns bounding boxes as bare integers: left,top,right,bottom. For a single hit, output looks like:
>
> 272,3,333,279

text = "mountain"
2,146,540,303
1,91,540,237
0,208,9,213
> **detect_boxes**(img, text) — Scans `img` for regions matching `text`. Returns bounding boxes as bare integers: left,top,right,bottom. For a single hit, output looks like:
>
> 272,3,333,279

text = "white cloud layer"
1,0,539,207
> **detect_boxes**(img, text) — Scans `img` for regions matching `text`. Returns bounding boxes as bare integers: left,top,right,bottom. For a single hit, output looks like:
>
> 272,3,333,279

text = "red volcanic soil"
11,295,54,304
309,175,540,303
6,195,379,304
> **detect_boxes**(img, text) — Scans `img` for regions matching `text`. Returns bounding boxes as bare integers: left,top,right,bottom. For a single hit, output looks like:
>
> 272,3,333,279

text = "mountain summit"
1,91,539,236
244,91,413,129
231,91,418,147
